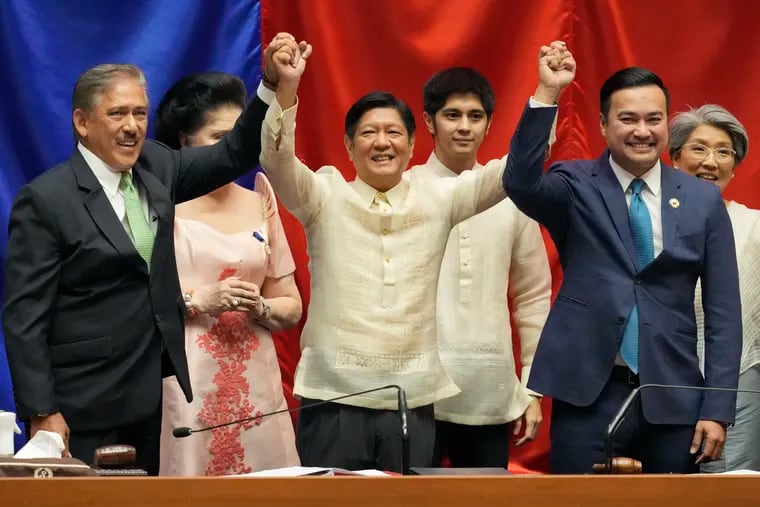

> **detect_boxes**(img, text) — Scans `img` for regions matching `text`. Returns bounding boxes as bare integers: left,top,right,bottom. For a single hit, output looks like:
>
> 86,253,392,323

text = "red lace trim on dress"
195,267,261,475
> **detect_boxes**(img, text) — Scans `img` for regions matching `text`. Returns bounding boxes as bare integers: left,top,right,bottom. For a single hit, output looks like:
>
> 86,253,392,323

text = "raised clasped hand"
263,32,312,85
535,40,576,103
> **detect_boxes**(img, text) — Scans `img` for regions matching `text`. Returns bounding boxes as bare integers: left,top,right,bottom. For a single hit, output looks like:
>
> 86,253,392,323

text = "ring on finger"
231,297,240,307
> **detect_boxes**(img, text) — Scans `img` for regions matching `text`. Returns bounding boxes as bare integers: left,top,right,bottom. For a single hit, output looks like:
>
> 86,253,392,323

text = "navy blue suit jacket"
503,104,742,425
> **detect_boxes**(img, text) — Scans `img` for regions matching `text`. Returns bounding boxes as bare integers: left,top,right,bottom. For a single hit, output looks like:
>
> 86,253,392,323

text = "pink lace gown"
160,174,300,476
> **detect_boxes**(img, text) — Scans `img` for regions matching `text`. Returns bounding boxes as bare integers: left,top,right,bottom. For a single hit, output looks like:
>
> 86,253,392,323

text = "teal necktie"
620,179,654,373
119,172,154,269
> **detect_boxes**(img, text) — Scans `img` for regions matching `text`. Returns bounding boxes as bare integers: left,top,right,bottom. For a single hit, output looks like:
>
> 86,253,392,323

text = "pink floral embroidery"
196,267,260,476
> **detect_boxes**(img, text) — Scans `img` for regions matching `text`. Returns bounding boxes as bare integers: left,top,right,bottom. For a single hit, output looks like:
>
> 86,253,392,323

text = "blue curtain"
0,0,262,450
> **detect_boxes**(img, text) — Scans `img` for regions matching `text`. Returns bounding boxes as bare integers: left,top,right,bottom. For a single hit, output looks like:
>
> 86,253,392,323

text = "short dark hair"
423,67,495,119
344,91,415,139
599,67,669,122
154,71,247,148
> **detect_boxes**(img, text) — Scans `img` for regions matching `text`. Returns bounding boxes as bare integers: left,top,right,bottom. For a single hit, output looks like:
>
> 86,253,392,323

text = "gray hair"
71,64,147,139
669,104,748,164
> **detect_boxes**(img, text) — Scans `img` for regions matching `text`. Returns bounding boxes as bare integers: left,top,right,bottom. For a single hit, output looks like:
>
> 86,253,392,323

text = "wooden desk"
2,474,758,507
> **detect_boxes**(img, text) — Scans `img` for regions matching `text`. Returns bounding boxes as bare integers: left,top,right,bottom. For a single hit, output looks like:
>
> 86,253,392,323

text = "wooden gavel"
94,445,138,468
92,445,147,476
592,457,643,474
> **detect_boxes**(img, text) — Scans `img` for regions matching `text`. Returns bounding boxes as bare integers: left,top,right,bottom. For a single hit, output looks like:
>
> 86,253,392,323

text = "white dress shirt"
696,201,760,375
414,153,551,425
78,142,156,238
260,99,508,410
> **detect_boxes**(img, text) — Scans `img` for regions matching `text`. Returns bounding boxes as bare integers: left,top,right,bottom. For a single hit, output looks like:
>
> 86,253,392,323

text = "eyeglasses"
682,143,736,163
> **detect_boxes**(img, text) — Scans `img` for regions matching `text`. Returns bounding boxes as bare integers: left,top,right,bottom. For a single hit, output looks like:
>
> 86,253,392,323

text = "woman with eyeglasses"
669,104,760,472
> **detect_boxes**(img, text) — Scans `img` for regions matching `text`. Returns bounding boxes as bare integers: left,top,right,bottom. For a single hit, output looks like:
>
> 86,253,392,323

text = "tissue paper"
14,431,65,459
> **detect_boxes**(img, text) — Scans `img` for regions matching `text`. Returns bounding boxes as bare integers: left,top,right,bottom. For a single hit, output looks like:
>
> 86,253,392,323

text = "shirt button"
382,228,389,235
462,233,469,240
155,313,162,322
377,192,386,200
384,257,391,263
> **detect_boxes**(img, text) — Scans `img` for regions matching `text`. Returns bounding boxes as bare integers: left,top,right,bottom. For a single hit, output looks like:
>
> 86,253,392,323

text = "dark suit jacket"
503,104,742,425
2,95,268,431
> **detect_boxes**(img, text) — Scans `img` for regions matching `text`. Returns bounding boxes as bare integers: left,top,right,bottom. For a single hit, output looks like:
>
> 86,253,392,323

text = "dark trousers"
433,420,510,468
550,366,698,474
296,398,435,473
68,399,162,476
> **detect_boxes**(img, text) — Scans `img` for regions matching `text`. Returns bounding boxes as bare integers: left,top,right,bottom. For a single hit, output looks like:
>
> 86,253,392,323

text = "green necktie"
119,172,154,269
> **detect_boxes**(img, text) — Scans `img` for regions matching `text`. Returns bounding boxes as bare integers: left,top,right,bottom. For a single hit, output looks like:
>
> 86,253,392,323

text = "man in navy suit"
503,42,742,473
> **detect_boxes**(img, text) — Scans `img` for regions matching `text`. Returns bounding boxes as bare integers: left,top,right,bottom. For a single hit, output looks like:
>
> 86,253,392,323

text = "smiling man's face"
344,107,414,192
601,85,668,177
73,77,148,171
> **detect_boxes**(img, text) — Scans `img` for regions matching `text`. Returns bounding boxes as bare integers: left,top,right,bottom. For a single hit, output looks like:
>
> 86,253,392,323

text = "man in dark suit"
1,41,305,474
503,43,742,473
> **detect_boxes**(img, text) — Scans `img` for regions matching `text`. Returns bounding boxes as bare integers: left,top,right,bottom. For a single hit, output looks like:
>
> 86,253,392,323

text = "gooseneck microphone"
173,384,410,475
604,383,760,473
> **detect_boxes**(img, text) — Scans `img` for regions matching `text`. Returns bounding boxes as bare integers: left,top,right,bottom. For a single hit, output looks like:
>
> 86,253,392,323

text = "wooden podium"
2,475,759,507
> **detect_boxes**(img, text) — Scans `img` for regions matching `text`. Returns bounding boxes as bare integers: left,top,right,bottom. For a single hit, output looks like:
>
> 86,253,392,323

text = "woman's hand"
192,277,261,316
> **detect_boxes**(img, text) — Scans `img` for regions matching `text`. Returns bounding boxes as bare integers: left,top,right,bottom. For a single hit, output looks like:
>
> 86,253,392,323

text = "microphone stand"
604,383,760,473
396,387,410,476
174,384,412,475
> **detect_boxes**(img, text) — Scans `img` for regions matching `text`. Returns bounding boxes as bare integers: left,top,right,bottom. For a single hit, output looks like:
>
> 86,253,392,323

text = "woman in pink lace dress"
155,72,302,475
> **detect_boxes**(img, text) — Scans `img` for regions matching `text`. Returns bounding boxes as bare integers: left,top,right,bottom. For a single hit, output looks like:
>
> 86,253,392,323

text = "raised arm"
257,35,326,226
170,35,307,204
171,87,270,204
448,43,573,226
502,42,576,227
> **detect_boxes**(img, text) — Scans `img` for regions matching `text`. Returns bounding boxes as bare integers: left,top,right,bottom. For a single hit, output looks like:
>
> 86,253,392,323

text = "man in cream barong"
260,35,571,472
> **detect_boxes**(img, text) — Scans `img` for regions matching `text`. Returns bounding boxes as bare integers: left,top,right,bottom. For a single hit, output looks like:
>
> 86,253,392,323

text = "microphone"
173,384,411,475
604,383,760,473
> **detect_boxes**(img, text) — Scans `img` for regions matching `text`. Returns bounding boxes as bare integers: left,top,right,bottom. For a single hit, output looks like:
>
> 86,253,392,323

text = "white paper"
231,466,391,477
14,430,65,459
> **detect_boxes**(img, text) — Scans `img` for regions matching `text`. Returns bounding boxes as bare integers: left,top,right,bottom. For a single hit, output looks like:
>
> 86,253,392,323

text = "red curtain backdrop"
262,0,760,473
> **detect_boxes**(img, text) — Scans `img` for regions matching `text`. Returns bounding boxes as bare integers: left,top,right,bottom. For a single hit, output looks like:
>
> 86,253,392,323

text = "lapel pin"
669,198,680,209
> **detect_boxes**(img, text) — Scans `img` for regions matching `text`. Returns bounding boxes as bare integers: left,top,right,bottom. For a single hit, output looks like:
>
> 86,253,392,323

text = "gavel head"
93,445,138,469
592,457,643,474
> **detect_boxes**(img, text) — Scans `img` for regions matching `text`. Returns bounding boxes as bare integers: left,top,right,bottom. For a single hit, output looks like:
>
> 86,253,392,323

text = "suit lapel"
592,153,637,269
71,150,136,259
660,164,683,254
133,165,171,230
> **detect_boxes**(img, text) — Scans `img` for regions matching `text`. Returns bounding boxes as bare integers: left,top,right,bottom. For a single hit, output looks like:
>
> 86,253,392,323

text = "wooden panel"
1,475,759,507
